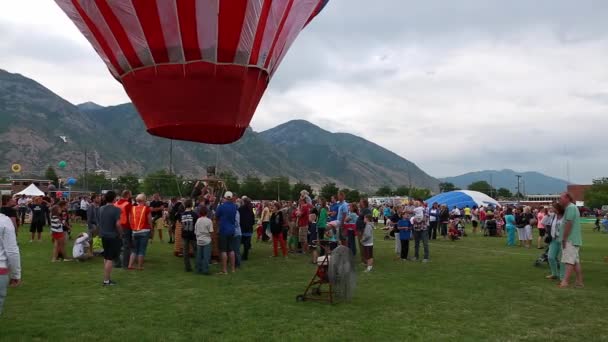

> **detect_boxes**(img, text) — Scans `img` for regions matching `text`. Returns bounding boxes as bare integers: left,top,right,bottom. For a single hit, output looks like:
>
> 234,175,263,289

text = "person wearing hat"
215,191,238,274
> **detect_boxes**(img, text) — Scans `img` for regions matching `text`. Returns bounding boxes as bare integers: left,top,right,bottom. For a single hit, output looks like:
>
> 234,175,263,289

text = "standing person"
180,200,198,272
479,207,487,235
329,196,339,222
536,208,547,249
80,196,89,222
317,198,328,252
17,195,28,227
98,191,122,286
270,202,287,257
504,208,517,246
397,212,412,261
194,206,213,275
128,194,152,270
464,205,472,224
372,206,380,225
357,199,372,263
238,197,255,261
336,191,349,244
546,203,565,281
0,213,21,315
1,196,18,236
28,197,48,243
233,209,242,268
260,202,271,242
296,199,311,253
149,193,165,242
50,205,68,262
439,204,450,239
520,207,534,248
471,206,479,234
361,215,374,272
346,203,359,256
215,192,237,275
86,194,101,242
558,193,584,289
382,205,391,227
428,202,439,240
115,191,133,269
412,201,430,262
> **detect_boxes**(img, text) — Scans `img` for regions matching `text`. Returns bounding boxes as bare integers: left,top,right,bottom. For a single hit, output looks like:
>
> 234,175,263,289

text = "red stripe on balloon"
95,0,143,69
217,0,249,63
71,0,124,75
132,0,169,64
249,0,272,65
177,0,201,61
264,0,294,69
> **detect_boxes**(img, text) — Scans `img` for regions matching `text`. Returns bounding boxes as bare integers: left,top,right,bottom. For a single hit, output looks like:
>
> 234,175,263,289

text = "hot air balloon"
55,0,329,144
58,160,67,169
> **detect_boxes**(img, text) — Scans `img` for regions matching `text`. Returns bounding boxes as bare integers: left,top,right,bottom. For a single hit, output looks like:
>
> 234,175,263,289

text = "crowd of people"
0,186,587,314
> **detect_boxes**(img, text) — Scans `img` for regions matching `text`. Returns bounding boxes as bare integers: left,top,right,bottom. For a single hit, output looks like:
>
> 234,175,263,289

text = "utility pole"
84,147,88,191
489,173,494,197
515,175,522,199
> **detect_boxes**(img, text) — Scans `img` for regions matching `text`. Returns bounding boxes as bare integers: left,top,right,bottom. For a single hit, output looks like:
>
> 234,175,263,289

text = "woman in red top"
128,194,152,270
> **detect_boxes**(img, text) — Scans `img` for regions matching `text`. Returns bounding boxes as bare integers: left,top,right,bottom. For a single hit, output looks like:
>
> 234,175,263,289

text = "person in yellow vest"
128,194,152,270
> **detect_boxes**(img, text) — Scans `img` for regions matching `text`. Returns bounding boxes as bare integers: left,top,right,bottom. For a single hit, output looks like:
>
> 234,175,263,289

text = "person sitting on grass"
361,215,374,272
194,206,213,275
73,233,92,262
397,212,412,261
50,205,69,262
448,221,460,241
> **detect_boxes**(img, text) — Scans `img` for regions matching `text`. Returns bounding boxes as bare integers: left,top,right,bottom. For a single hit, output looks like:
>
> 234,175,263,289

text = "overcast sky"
1,1,607,184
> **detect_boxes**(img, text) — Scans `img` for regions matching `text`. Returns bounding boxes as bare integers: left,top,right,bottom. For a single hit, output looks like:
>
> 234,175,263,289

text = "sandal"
545,275,558,280
557,283,570,289
574,283,585,289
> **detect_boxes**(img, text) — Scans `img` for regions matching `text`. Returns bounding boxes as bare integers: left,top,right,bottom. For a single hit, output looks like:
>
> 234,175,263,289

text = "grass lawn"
1,223,607,341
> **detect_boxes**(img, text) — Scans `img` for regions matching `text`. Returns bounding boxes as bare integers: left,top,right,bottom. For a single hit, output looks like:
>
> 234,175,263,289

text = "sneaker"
422,259,430,263
103,280,117,286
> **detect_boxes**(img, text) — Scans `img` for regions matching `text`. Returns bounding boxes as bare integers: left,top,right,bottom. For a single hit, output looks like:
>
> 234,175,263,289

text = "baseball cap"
224,191,234,199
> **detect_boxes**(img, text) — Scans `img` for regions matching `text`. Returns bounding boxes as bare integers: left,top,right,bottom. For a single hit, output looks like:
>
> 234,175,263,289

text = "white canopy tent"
16,184,45,197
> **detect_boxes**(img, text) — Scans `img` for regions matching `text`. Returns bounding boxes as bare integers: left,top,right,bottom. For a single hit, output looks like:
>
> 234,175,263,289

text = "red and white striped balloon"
56,0,328,144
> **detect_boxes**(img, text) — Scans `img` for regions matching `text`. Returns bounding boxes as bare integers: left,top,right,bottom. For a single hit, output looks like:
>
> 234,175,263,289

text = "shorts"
132,231,150,256
524,225,532,240
30,222,44,233
561,241,580,265
52,232,64,241
288,235,299,246
298,226,308,243
472,221,478,228
465,215,471,220
363,245,374,259
218,235,235,253
538,228,546,237
102,237,121,261
153,218,165,230
373,217,379,223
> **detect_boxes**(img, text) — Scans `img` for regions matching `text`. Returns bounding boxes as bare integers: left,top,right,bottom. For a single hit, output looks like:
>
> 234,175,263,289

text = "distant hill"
260,120,439,191
0,69,439,193
442,169,569,194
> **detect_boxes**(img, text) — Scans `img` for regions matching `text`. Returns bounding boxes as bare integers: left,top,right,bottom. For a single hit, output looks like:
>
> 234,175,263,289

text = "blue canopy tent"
425,190,500,209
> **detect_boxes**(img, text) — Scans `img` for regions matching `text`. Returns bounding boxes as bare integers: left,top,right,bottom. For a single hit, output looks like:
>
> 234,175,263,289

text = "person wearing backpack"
114,191,133,269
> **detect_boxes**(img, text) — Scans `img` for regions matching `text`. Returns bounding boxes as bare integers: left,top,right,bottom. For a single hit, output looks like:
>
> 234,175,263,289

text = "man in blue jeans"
215,192,237,274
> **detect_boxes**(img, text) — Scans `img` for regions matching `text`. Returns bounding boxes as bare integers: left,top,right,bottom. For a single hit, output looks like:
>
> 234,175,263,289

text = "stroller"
534,245,550,267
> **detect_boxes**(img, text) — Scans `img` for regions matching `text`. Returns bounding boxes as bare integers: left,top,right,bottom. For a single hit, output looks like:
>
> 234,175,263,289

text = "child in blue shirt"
398,213,412,260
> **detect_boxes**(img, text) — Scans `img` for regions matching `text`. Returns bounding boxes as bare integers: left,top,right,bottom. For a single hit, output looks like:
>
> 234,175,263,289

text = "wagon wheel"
296,295,306,302
313,287,322,296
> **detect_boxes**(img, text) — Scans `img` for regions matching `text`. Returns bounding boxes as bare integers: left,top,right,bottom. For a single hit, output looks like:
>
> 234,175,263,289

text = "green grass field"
1,223,607,341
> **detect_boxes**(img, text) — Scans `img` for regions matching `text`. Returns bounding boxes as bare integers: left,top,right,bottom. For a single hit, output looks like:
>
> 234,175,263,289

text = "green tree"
394,185,410,196
584,178,608,209
496,187,513,199
344,189,362,203
409,187,431,200
467,181,495,196
142,170,181,197
219,171,240,194
45,166,59,186
263,177,291,201
291,181,313,201
240,176,265,200
81,172,110,192
320,182,340,200
116,173,140,194
439,182,458,192
376,185,393,196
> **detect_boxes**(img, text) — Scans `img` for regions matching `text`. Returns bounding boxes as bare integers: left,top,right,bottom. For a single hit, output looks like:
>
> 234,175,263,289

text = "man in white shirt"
0,213,21,315
80,197,90,221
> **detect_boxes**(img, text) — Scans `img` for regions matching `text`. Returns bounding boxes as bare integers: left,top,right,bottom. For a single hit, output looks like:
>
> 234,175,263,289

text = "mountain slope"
260,120,439,191
0,69,440,193
442,169,569,194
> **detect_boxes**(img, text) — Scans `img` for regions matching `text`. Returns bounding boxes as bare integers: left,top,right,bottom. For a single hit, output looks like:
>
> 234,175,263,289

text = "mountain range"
441,169,569,195
0,69,439,193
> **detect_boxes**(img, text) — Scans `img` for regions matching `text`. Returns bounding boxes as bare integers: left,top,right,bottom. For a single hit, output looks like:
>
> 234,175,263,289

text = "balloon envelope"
58,161,67,168
56,191,63,197
67,178,77,186
55,0,329,144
